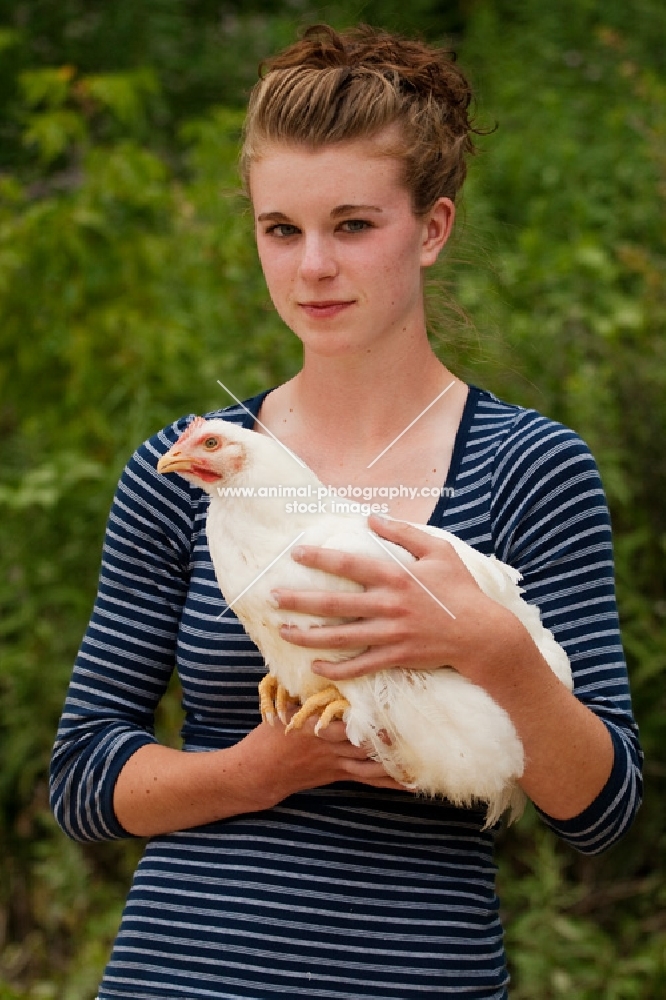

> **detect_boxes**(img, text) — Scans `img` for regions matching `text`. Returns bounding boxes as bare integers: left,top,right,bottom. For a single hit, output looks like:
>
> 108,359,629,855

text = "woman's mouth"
299,300,355,319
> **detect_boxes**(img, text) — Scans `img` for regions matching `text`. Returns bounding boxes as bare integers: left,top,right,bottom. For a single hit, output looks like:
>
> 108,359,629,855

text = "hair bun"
265,24,474,139
246,23,485,212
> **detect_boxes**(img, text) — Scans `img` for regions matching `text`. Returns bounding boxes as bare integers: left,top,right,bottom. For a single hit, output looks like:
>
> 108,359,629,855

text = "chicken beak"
156,449,192,475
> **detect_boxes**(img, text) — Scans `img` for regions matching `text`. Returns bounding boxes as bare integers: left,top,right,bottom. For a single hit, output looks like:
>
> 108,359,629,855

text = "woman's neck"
255,331,468,518
287,339,458,453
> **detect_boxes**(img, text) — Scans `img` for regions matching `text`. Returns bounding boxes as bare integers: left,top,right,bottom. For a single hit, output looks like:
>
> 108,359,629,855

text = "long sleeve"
50,415,199,842
489,409,642,854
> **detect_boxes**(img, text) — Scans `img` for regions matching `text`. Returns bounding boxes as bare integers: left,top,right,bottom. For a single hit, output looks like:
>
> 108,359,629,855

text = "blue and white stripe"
51,385,642,999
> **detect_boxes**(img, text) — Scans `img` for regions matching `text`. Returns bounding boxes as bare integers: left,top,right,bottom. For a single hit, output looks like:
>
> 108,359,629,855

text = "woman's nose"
298,235,338,281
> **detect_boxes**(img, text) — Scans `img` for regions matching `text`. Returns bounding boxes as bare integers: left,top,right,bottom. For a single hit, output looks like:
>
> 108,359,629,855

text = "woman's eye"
339,219,371,233
204,437,219,449
266,224,299,238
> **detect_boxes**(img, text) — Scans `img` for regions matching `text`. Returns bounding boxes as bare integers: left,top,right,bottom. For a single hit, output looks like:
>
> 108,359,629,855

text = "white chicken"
157,415,573,826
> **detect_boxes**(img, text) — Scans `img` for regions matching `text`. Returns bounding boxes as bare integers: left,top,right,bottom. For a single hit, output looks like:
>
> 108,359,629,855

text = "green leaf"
22,108,87,164
19,66,76,110
82,68,159,127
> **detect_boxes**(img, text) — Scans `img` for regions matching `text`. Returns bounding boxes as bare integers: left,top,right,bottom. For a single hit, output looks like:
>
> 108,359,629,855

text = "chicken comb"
175,415,208,446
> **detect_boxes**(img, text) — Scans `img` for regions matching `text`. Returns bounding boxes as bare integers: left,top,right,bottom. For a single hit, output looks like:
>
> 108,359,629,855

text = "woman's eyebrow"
331,204,383,217
256,211,291,223
256,205,384,223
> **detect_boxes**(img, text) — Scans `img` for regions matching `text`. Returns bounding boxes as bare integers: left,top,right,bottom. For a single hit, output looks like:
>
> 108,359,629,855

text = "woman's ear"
420,197,455,267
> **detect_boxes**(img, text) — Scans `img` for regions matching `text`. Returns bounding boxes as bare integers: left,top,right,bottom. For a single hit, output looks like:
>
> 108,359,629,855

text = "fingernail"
291,546,305,560
268,591,280,609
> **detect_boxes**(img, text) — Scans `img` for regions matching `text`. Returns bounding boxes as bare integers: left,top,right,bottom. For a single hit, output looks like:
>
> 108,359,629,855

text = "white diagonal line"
367,531,457,620
366,380,456,469
217,378,307,468
218,531,306,619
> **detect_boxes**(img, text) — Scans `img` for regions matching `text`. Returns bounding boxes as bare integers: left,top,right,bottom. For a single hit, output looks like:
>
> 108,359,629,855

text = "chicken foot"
284,686,350,736
258,674,294,725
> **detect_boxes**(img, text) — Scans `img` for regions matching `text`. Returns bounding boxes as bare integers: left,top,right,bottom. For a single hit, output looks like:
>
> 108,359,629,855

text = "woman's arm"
113,716,402,837
50,416,199,841
272,523,615,820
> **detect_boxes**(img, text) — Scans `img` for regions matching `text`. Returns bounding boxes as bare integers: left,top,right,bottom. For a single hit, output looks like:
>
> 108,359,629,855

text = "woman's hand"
272,514,518,685
244,712,406,808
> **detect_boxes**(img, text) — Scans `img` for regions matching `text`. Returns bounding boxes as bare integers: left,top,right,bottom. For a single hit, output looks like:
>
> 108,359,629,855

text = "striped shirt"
50,384,642,999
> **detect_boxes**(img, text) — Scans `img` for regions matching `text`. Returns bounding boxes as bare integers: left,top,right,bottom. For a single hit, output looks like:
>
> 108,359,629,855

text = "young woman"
50,24,642,1000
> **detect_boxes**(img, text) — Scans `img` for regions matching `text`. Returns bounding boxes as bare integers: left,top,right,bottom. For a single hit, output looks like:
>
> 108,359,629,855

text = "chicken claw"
285,686,350,735
315,697,352,735
258,674,277,724
258,674,294,725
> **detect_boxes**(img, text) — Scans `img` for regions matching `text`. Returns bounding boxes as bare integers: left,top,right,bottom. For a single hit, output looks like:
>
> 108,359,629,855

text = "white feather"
171,418,573,827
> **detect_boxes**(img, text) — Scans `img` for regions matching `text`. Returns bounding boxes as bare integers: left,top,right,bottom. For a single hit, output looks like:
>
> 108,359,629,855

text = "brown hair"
240,24,480,215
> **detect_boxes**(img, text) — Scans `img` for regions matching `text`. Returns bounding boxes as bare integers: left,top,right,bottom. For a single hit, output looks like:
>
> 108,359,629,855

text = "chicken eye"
203,436,219,450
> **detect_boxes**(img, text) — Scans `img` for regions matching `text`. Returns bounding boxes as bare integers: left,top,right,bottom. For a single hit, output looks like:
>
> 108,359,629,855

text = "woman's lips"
299,300,354,319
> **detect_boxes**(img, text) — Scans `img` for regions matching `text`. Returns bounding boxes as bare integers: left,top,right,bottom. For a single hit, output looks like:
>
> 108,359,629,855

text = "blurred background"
0,1,664,997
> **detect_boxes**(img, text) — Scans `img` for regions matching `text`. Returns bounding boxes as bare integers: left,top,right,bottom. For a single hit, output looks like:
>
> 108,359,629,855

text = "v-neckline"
239,384,481,526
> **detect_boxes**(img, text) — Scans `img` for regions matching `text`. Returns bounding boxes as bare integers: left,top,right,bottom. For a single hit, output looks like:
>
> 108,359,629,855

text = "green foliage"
497,808,666,999
0,58,297,997
0,1,664,996
443,8,666,996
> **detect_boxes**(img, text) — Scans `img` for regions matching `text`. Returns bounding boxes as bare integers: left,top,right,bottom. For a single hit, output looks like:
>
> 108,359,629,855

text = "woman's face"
250,138,454,359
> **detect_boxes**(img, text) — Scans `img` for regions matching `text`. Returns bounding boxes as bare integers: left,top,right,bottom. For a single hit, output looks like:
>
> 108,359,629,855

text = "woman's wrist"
113,737,277,837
